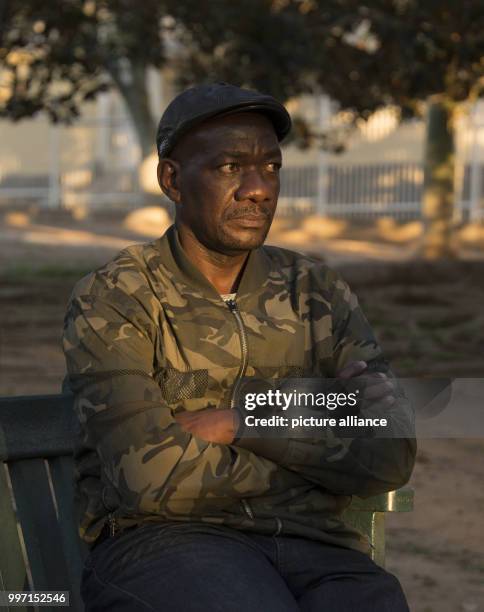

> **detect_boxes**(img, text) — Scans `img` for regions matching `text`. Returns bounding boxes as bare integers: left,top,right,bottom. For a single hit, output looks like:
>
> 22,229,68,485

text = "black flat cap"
156,82,292,158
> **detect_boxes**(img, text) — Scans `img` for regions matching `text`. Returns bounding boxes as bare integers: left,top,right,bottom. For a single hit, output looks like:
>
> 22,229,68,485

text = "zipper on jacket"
225,299,249,410
226,299,254,523
107,512,119,537
241,498,255,520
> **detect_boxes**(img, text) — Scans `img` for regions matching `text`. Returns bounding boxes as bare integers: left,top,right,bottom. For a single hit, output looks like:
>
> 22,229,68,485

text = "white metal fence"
1,102,483,221
278,162,484,220
2,157,483,221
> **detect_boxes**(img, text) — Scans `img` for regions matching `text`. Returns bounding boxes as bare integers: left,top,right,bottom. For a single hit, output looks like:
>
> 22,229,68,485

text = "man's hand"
175,363,394,443
337,360,396,406
175,408,240,444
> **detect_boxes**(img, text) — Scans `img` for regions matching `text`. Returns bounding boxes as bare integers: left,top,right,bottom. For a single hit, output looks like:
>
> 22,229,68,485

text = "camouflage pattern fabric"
62,224,416,552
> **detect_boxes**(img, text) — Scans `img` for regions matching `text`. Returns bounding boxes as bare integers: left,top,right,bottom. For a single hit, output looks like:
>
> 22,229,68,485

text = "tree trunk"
109,60,156,158
421,97,457,259
106,60,163,204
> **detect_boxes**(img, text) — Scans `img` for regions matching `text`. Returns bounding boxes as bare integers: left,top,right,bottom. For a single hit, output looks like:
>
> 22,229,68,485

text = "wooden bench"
0,394,414,612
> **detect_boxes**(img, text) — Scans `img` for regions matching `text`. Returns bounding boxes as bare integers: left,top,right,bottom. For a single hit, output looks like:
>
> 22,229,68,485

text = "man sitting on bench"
62,82,416,611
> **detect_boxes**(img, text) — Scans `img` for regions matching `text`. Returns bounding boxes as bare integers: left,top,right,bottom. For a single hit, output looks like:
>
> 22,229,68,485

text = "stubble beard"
214,218,273,254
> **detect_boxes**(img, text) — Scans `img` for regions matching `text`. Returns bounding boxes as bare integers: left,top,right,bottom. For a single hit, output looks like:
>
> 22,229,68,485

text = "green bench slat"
0,464,30,611
8,458,74,605
48,456,88,611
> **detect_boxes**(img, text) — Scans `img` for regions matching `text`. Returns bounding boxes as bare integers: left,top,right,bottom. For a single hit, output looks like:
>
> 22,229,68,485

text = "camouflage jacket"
62,224,416,553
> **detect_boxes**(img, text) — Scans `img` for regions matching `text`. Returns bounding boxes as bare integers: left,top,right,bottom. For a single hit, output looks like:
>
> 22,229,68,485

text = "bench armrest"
348,487,414,513
343,487,414,568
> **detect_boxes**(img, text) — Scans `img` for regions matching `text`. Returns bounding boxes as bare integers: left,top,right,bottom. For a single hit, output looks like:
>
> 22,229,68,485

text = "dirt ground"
1,209,483,611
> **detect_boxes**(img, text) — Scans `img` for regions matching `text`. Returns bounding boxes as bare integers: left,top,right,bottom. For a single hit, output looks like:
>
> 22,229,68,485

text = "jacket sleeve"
234,273,416,497
62,263,276,518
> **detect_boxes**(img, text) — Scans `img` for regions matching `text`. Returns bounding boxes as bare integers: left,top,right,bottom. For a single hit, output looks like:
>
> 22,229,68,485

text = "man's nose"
235,167,275,203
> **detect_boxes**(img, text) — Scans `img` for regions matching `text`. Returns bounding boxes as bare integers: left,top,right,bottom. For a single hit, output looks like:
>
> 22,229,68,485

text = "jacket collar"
156,224,273,305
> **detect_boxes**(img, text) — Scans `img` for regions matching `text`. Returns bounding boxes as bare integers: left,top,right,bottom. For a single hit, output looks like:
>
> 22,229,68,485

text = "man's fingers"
175,413,196,423
176,409,237,445
363,380,394,400
337,360,367,380
363,372,388,384
175,409,216,422
363,395,396,414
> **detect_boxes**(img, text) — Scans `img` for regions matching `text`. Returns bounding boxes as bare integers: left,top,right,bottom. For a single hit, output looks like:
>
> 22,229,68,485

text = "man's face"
159,112,282,254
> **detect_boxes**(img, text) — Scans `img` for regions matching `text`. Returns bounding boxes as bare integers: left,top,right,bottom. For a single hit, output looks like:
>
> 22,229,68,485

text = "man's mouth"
230,215,269,227
234,214,267,220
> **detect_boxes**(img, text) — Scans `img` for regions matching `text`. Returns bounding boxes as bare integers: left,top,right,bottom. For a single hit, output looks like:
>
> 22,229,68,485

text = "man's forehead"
172,111,280,159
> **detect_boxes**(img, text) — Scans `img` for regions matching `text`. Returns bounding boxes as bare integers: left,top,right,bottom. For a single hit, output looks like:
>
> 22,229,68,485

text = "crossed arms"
62,271,416,517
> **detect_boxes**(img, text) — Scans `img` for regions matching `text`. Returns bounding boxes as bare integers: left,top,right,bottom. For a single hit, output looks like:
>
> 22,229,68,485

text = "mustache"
226,205,272,220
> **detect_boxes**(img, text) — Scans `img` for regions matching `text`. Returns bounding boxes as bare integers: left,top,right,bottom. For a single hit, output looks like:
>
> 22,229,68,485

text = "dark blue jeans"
82,522,409,611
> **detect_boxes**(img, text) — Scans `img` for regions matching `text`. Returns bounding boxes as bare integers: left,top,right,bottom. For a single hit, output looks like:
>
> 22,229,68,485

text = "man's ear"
157,159,181,204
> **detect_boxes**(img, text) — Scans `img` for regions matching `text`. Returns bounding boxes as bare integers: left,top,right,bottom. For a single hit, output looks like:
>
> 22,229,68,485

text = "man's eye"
266,162,282,173
219,163,239,173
